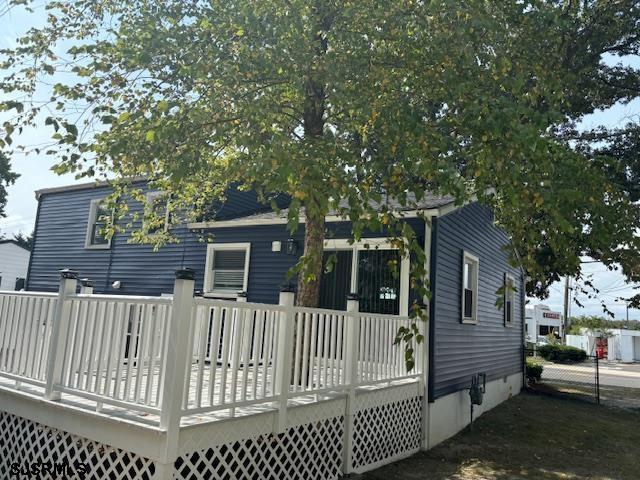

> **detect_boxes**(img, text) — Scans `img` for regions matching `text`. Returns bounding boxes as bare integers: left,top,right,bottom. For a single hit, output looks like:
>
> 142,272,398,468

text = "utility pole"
626,301,629,323
562,276,570,344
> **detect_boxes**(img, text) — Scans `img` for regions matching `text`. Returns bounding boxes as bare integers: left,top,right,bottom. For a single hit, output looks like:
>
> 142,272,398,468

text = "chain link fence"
524,347,600,404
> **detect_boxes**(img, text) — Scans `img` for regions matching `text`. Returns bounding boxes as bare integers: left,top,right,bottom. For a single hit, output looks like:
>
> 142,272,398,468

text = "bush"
526,358,543,383
538,344,587,363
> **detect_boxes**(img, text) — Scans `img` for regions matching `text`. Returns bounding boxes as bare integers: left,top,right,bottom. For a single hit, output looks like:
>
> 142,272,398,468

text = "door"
319,250,352,311
357,250,401,315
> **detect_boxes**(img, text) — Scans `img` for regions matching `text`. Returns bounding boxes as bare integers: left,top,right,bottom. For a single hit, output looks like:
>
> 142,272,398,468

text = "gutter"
34,176,147,200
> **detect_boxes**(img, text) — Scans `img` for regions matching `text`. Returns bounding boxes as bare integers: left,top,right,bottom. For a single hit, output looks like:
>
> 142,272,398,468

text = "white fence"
0,269,423,431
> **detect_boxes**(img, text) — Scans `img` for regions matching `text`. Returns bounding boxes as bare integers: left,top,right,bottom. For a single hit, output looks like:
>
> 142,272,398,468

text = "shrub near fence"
525,357,543,383
538,344,587,363
524,347,599,405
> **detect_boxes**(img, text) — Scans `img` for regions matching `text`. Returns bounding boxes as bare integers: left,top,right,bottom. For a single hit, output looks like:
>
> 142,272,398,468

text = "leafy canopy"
0,151,18,222
1,1,640,333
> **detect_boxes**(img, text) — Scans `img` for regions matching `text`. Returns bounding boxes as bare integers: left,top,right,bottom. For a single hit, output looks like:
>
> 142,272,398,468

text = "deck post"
342,293,360,475
79,278,94,294
159,268,196,471
273,287,295,433
44,269,78,401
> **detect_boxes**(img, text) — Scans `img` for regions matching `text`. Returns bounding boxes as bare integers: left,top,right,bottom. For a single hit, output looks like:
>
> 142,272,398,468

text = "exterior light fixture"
285,238,298,256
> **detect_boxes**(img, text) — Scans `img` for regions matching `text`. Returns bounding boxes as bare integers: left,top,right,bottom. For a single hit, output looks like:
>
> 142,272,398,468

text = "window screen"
212,250,247,292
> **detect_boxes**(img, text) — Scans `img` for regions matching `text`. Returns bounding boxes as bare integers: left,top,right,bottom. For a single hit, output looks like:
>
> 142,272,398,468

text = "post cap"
280,284,296,293
59,269,79,280
346,293,359,301
175,268,196,280
80,278,94,287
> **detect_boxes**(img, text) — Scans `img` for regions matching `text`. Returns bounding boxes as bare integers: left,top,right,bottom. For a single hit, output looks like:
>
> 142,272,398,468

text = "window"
85,199,112,249
504,273,515,326
204,243,251,297
144,191,171,233
461,251,479,323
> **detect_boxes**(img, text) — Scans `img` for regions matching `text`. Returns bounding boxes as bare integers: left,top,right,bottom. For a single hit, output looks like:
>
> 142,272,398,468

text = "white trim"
84,198,112,250
323,237,398,251
203,242,251,298
461,251,479,324
323,237,410,316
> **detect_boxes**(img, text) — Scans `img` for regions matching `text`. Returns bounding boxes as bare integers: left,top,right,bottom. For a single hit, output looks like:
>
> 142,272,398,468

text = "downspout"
521,272,527,391
427,216,438,404
25,194,43,291
422,214,437,450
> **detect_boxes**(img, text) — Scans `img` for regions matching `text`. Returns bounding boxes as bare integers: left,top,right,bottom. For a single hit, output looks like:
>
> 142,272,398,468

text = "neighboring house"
27,180,525,446
0,239,30,291
525,304,564,342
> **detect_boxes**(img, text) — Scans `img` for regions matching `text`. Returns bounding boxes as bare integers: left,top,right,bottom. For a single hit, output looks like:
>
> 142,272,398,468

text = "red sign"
543,312,561,319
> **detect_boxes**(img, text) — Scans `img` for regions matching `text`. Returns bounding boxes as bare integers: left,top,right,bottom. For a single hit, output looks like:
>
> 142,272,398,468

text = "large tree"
2,1,640,356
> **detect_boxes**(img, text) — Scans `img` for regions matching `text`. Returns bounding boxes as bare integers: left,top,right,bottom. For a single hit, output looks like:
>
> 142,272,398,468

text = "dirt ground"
355,392,640,480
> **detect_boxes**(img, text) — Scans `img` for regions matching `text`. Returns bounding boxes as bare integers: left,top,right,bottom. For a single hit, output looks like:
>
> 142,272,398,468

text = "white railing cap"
68,293,174,304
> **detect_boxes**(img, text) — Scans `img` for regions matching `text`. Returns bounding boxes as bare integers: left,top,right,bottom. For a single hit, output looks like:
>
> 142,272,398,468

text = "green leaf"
157,101,169,114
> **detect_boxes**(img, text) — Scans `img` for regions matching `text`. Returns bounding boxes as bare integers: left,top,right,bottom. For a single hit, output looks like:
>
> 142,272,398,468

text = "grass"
356,392,640,480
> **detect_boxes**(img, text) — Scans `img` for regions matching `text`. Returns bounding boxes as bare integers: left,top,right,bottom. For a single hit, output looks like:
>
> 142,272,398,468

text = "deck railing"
0,291,57,386
58,294,172,413
0,269,424,431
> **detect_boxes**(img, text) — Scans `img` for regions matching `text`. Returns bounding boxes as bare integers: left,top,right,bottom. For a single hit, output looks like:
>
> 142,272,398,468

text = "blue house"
27,180,524,446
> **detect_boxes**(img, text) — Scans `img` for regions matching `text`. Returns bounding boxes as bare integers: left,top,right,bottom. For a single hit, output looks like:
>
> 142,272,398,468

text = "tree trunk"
296,205,325,307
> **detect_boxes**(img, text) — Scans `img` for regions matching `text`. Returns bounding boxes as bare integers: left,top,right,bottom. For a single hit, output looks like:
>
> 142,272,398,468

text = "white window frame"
84,198,112,250
504,273,515,327
323,238,410,316
461,251,479,324
203,242,251,298
145,191,171,233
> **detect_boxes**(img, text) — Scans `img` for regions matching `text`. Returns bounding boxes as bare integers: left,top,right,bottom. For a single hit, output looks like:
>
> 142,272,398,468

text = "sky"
0,5,639,319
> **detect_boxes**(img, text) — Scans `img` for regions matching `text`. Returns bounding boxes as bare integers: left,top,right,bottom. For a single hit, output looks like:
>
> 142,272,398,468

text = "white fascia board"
187,208,442,230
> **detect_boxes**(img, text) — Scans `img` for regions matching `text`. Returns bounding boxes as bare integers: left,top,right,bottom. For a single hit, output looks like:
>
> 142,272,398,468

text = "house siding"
28,184,205,295
28,185,426,308
431,203,523,400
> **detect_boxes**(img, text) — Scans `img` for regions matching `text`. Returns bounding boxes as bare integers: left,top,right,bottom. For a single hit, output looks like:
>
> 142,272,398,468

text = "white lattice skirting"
0,411,156,480
0,382,422,480
352,390,422,472
173,383,423,479
174,416,344,480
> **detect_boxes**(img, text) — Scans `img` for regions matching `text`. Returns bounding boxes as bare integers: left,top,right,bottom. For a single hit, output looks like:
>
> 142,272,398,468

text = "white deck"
0,361,411,429
0,285,425,479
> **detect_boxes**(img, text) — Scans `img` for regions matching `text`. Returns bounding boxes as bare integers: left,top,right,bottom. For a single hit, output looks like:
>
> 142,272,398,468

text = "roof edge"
35,176,147,200
0,239,30,251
